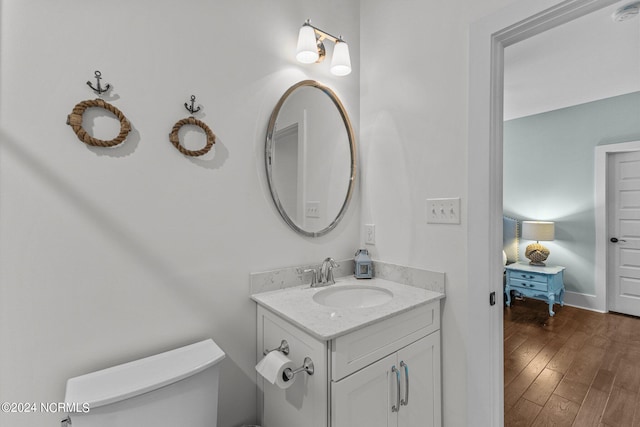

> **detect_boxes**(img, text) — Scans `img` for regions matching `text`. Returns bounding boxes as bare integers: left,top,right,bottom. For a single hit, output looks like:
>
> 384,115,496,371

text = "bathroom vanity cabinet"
256,299,442,427
331,305,440,427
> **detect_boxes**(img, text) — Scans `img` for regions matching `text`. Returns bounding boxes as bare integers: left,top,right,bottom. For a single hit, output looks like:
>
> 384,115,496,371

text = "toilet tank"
64,339,225,427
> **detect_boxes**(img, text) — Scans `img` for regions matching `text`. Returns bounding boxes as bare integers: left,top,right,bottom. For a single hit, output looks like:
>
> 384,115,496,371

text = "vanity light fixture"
296,19,352,76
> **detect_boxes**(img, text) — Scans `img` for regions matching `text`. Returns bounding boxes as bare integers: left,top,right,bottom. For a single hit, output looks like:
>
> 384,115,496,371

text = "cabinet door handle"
400,361,409,406
391,365,401,412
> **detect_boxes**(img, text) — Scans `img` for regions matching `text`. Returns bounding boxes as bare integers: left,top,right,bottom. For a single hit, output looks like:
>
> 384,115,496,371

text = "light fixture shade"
522,221,555,242
296,25,319,64
330,40,351,76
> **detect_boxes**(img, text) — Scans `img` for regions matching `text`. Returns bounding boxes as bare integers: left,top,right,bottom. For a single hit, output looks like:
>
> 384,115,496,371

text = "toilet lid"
64,339,225,409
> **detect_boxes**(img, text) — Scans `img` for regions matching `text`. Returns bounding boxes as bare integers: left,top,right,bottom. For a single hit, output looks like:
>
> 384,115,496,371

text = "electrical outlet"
305,201,320,218
365,224,376,245
426,198,461,224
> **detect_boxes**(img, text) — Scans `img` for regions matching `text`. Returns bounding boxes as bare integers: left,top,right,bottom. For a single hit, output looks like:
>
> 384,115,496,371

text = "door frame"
595,140,640,313
467,0,618,425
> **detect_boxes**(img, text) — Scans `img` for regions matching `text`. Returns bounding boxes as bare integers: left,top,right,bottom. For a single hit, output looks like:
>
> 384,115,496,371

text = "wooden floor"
504,297,640,426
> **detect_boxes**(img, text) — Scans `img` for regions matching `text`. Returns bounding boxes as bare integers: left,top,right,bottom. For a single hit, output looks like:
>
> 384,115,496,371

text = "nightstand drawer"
510,278,548,292
510,271,547,283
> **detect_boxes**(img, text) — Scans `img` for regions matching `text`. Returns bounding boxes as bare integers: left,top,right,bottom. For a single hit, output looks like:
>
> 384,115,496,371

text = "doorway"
607,149,640,315
468,0,622,425
596,141,640,315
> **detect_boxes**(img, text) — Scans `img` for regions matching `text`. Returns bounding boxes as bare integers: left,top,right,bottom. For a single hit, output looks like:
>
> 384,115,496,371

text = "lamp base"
525,242,550,266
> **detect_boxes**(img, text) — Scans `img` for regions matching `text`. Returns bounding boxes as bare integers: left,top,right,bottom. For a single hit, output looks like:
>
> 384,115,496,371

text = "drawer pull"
392,366,401,412
400,361,409,406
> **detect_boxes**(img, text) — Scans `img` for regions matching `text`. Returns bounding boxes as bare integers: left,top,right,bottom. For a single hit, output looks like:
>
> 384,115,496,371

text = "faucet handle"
324,258,339,284
302,268,318,286
327,270,336,284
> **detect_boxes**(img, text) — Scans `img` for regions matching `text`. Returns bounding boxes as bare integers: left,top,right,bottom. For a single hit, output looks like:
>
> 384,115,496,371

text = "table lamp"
522,221,555,266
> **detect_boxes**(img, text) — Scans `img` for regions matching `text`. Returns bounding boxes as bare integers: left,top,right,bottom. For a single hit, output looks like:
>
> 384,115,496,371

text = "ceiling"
503,1,640,121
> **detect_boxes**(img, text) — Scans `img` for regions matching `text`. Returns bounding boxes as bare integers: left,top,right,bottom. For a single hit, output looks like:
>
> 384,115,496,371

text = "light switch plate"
305,201,320,218
426,198,461,224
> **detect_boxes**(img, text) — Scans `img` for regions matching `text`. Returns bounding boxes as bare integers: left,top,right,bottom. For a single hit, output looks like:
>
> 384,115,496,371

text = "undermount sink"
312,285,393,309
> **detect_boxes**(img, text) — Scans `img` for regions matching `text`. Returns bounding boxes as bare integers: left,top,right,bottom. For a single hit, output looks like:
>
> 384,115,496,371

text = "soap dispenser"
354,249,373,279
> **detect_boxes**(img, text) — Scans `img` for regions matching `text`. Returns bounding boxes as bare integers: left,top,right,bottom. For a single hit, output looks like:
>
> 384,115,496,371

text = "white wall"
0,1,360,427
504,92,640,297
359,1,517,425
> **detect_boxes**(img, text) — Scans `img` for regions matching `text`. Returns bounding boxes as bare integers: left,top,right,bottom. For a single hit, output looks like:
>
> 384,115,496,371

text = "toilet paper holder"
263,339,314,380
264,339,290,356
283,356,314,380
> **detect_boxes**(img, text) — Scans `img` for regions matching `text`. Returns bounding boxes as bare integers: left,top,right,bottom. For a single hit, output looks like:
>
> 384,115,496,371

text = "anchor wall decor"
67,70,131,147
86,70,111,95
184,95,201,115
169,95,216,157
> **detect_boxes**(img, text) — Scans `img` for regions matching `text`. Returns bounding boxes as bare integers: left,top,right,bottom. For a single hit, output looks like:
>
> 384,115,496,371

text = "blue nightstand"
505,263,565,316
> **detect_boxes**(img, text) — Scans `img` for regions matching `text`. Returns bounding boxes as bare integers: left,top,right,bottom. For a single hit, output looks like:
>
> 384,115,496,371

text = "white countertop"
251,276,445,341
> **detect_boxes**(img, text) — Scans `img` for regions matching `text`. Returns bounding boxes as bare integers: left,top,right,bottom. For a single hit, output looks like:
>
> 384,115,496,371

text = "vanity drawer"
331,301,439,381
510,278,548,292
510,271,547,283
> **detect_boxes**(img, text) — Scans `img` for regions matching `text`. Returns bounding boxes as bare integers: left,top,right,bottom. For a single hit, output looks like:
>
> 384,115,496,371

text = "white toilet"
63,339,225,427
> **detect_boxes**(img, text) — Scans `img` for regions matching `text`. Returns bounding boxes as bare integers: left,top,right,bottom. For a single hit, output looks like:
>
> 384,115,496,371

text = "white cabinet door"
332,334,442,427
608,150,640,316
332,353,398,427
397,332,441,427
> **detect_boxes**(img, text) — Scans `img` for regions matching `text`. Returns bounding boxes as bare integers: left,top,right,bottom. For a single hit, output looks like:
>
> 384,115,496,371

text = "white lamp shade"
522,221,555,241
330,40,351,76
296,25,319,64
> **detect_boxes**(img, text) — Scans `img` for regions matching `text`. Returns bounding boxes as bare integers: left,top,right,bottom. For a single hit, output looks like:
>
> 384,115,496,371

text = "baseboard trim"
563,291,605,313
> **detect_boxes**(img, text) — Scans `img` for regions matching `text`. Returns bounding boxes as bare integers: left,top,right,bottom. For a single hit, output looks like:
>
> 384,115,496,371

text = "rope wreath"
67,99,131,147
169,117,216,157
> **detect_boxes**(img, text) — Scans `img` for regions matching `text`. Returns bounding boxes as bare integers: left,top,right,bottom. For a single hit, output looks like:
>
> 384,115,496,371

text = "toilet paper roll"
255,350,296,389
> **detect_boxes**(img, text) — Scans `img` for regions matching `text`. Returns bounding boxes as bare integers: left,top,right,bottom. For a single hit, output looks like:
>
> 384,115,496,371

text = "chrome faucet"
300,258,339,287
319,257,339,286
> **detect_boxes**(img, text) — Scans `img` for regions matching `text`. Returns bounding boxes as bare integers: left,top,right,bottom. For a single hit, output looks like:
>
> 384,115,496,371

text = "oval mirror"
266,80,356,237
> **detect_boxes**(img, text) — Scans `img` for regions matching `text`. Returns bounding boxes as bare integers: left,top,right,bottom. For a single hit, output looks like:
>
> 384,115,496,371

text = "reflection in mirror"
266,80,356,237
